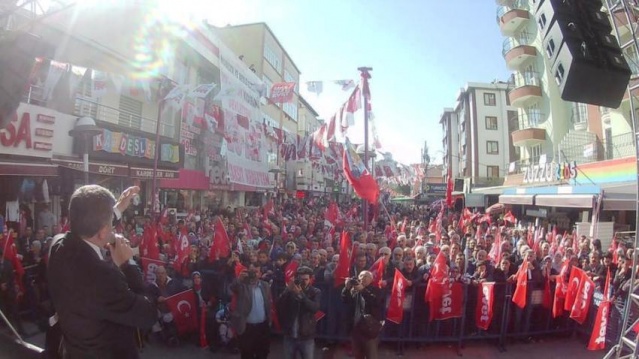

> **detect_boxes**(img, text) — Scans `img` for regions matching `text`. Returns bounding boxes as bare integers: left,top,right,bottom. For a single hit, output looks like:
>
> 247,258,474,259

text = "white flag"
189,83,216,98
334,79,355,91
306,81,323,95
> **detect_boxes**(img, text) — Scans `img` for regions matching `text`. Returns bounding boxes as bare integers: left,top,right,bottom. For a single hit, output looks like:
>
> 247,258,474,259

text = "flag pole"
358,67,372,231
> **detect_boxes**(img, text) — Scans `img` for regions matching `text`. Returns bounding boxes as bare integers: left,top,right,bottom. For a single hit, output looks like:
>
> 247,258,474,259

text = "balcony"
511,111,545,147
502,33,537,69
497,2,530,36
508,71,542,107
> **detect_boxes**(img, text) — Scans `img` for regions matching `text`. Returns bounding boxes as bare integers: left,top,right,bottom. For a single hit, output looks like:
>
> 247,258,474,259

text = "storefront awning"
158,169,209,190
0,162,58,176
535,194,595,208
602,182,636,211
499,194,534,205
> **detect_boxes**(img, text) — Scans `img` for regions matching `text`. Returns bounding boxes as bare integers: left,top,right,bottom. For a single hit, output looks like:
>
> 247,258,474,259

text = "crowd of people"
0,188,637,358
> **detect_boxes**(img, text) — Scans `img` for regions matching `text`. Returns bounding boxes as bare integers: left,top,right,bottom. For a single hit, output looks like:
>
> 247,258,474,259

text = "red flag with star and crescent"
165,290,198,335
343,138,379,205
209,217,231,260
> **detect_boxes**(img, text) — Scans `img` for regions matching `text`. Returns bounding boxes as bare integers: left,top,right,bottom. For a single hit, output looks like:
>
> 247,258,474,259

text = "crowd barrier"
13,266,635,356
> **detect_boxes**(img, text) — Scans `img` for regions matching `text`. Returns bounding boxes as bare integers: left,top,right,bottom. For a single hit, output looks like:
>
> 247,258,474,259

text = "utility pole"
358,66,372,230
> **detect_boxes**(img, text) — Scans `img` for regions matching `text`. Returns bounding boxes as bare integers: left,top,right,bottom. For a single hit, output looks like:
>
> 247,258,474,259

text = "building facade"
440,82,517,190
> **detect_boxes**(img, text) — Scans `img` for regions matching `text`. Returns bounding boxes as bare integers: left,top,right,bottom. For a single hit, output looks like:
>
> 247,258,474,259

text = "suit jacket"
47,232,157,359
229,279,272,336
276,285,321,339
341,284,383,334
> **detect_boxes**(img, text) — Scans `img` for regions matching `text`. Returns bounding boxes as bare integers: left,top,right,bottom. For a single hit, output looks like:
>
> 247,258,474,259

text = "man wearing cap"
276,266,321,359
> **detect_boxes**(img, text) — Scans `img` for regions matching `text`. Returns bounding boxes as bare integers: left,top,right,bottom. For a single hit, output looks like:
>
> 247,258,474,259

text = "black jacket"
47,232,157,359
341,284,383,333
276,285,321,339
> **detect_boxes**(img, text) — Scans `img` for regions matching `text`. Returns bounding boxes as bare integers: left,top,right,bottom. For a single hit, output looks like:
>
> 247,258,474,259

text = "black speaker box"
552,42,631,107
542,18,585,66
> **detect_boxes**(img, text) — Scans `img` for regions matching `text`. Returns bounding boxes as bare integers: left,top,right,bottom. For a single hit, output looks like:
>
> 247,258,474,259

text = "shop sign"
228,163,270,187
0,111,56,159
180,123,200,157
423,183,446,194
522,161,577,184
130,167,179,179
56,160,129,176
93,129,180,163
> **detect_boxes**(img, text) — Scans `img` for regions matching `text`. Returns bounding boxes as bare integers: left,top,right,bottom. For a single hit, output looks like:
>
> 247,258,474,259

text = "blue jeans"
283,337,314,359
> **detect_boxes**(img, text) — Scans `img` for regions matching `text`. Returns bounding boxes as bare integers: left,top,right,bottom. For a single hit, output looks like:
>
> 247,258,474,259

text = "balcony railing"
514,110,544,130
502,32,534,56
510,71,541,88
508,132,636,174
496,0,529,20
74,96,175,138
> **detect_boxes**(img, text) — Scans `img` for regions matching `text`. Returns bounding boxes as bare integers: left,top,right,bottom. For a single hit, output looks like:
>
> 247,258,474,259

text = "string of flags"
305,79,356,95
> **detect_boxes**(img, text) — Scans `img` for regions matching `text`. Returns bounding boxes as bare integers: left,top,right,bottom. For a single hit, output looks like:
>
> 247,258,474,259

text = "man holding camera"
342,270,383,359
230,263,272,359
276,266,321,359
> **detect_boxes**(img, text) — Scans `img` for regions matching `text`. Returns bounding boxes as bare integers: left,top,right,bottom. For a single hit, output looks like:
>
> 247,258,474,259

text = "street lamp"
69,116,101,185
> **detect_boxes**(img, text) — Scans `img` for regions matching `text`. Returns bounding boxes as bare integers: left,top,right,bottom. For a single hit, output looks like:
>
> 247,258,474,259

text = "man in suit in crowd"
342,270,383,359
47,185,157,358
230,263,272,359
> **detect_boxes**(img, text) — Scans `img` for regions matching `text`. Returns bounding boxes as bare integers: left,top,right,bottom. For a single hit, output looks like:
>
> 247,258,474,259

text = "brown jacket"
229,279,272,335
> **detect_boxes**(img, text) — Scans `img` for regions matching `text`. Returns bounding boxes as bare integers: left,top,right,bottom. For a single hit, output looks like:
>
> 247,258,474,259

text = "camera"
348,276,360,286
293,278,302,286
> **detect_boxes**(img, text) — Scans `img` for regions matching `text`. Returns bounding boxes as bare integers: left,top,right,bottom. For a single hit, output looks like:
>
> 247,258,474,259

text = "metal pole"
358,66,372,230
83,135,89,185
602,1,639,358
151,88,165,216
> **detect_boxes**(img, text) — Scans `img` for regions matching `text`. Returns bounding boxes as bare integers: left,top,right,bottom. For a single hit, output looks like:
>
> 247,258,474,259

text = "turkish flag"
425,251,449,304
503,211,516,224
564,267,583,312
234,261,247,278
140,224,160,260
325,201,339,225
165,290,198,335
370,257,386,288
343,139,379,205
587,300,611,350
333,232,352,287
140,257,165,283
476,282,495,330
173,231,190,275
387,269,408,324
570,273,595,324
285,260,299,284
512,261,528,309
209,217,231,260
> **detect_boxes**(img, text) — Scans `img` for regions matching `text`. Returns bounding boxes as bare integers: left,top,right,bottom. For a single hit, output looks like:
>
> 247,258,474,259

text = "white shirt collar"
83,239,104,261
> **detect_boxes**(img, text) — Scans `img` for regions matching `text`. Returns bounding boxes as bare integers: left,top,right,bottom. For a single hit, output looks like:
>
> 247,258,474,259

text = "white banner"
218,44,270,188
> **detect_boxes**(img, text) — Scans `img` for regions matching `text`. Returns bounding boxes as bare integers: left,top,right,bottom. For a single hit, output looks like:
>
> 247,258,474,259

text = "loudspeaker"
552,41,631,107
542,18,585,66
535,0,576,39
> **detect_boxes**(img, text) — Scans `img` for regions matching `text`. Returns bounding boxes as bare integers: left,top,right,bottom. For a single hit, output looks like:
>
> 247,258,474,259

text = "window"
485,116,498,130
118,95,142,129
530,144,541,164
263,75,274,99
263,45,281,72
484,93,496,106
283,101,298,121
487,166,500,178
486,140,499,154
284,70,298,92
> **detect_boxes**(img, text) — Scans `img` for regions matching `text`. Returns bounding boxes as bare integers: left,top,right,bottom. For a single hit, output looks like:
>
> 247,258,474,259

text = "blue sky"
200,0,512,165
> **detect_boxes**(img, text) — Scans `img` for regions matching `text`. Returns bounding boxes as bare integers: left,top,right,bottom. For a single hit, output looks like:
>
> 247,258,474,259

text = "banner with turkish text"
140,257,165,283
429,281,464,321
165,290,198,335
269,82,296,103
587,300,611,350
386,269,408,324
476,282,495,330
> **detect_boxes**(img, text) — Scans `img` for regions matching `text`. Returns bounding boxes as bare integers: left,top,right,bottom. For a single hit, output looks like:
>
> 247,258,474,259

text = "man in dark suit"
341,270,383,359
47,185,157,358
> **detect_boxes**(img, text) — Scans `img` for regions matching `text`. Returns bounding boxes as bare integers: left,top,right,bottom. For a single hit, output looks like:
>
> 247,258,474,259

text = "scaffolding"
603,0,639,358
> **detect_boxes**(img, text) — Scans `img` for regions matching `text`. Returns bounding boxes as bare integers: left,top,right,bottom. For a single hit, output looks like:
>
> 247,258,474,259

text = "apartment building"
440,82,517,188
490,0,637,226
